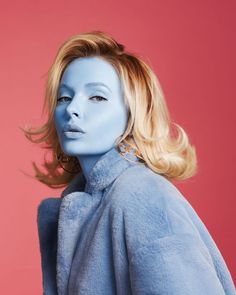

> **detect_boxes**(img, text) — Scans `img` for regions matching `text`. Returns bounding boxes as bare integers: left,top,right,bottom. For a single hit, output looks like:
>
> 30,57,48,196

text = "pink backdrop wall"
1,0,235,293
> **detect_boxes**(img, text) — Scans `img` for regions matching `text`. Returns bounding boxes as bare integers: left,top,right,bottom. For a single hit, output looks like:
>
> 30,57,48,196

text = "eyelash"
57,96,107,103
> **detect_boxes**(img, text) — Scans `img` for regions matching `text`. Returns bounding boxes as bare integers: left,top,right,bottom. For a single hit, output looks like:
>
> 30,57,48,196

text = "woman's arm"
128,232,235,295
119,173,236,295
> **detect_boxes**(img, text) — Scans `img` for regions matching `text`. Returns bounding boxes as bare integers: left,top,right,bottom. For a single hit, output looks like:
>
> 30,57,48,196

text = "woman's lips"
63,123,86,133
63,130,85,139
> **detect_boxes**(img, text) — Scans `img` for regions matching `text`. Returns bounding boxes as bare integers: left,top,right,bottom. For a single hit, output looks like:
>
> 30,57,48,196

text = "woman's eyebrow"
59,84,73,91
59,82,112,93
85,82,112,93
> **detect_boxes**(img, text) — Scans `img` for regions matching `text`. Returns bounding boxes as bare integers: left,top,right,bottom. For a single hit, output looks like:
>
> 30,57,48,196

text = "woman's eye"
90,96,107,102
56,95,107,104
57,96,71,103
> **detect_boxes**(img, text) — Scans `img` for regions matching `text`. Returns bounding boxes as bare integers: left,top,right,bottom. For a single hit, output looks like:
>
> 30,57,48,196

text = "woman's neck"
76,152,106,181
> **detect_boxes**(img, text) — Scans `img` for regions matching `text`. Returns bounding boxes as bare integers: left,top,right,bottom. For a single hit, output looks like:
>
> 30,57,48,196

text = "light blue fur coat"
37,146,236,294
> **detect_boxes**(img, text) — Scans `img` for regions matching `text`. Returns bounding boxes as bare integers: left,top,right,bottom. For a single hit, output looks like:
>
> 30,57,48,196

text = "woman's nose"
65,98,83,118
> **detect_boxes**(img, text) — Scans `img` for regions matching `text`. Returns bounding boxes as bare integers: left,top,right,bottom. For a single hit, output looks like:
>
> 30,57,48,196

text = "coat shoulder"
37,197,62,227
107,163,202,240
108,162,184,212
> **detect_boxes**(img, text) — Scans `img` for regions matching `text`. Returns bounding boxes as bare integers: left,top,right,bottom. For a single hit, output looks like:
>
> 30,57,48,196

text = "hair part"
21,30,198,188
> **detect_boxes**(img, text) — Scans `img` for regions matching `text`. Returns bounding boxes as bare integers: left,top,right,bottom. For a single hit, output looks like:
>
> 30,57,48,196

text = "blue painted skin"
54,56,129,180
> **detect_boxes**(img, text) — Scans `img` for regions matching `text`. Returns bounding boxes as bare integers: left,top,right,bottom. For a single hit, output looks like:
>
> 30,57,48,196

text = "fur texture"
37,147,236,294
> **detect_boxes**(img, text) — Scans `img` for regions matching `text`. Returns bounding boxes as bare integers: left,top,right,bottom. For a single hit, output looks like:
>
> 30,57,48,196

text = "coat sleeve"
128,232,235,295
119,174,236,295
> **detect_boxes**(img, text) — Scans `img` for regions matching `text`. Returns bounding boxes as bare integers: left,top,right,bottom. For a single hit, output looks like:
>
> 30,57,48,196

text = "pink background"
1,0,235,293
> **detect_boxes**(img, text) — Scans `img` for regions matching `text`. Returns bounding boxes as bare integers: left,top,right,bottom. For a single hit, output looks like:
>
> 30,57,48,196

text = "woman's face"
54,56,129,157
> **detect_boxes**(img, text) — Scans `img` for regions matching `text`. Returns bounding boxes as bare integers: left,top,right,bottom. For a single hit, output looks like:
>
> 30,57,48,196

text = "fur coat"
37,146,236,294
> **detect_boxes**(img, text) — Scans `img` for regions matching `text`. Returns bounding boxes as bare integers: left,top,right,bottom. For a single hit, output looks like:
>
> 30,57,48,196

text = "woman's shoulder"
109,162,185,210
108,162,201,237
37,197,62,223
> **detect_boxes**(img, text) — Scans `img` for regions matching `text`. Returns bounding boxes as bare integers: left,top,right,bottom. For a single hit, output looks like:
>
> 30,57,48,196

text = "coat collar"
61,145,141,197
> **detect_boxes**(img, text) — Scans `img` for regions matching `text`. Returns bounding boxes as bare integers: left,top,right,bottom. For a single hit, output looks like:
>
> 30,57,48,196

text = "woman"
23,30,236,295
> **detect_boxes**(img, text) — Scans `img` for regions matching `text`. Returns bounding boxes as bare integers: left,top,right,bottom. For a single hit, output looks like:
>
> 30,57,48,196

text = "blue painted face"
54,56,129,160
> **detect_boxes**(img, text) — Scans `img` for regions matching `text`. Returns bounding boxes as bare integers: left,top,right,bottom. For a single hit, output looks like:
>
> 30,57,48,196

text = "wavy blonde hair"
22,30,198,188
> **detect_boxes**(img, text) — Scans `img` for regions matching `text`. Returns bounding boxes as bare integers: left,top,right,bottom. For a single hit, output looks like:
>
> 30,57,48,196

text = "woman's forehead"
60,56,121,93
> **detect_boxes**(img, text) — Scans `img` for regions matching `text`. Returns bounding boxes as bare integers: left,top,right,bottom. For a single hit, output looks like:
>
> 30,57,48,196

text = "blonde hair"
22,30,198,188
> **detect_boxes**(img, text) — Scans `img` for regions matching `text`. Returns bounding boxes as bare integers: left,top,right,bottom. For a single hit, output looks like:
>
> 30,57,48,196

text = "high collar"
61,145,142,197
